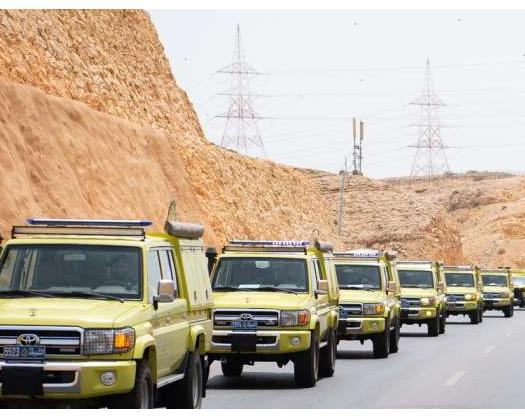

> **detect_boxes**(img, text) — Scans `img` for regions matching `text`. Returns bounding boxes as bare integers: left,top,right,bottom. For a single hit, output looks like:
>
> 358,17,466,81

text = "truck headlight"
280,310,310,327
84,328,135,355
363,303,385,315
464,293,476,301
420,297,436,306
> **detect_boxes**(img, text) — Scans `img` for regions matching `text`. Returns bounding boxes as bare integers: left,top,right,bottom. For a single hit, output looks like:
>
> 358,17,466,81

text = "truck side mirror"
386,282,396,293
437,283,445,292
153,280,175,310
317,280,329,294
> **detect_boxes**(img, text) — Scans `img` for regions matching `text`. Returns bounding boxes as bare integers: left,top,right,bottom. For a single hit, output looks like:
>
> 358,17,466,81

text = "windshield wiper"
213,286,247,292
342,285,378,291
255,286,298,294
0,289,56,298
48,290,124,303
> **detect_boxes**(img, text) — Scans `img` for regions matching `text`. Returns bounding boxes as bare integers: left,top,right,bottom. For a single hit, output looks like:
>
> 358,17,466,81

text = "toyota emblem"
17,333,40,346
239,313,254,321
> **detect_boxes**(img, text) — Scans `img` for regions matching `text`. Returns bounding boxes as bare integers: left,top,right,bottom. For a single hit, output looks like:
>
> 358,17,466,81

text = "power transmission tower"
215,24,265,154
409,58,450,180
352,118,364,175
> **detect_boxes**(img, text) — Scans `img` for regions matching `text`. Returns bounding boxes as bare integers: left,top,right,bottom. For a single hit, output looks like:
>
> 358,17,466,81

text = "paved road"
204,308,525,408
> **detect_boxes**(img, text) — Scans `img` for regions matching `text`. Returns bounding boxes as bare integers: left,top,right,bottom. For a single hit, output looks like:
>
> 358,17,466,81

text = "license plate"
232,320,257,330
3,345,46,360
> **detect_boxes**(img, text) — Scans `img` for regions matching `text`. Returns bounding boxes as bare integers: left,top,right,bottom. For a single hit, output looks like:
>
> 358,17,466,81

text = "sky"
150,10,525,178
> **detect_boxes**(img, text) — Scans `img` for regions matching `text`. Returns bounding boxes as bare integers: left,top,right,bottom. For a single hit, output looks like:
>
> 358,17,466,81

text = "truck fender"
190,324,207,354
327,308,339,329
308,313,319,331
133,334,156,360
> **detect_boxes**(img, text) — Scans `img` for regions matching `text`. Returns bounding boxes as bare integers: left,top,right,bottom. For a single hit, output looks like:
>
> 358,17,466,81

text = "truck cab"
511,269,525,307
443,265,483,324
0,218,213,408
333,249,401,359
208,240,339,388
397,261,446,337
480,268,514,318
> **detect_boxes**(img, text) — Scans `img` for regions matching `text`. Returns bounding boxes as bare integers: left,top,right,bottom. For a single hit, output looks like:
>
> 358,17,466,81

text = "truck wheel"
294,330,319,388
221,360,243,377
470,310,480,324
427,316,439,337
389,318,400,353
110,360,154,409
169,352,203,409
504,305,514,318
439,310,446,334
479,308,484,323
372,320,390,358
319,328,336,377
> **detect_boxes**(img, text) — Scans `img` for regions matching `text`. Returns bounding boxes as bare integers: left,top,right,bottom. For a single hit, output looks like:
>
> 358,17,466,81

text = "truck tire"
427,315,439,337
110,360,154,409
169,352,203,409
319,328,336,378
294,330,319,388
470,310,480,324
372,320,390,358
389,317,400,353
221,360,243,377
504,305,514,318
479,308,484,323
439,309,446,334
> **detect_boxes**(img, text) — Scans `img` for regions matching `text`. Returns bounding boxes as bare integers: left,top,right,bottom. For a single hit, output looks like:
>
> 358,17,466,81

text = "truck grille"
446,294,465,302
0,327,82,357
213,310,279,327
400,298,420,308
483,292,504,299
339,304,362,317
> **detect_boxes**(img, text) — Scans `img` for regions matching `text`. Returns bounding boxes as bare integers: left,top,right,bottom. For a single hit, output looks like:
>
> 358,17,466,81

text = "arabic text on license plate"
3,345,46,360
232,320,257,330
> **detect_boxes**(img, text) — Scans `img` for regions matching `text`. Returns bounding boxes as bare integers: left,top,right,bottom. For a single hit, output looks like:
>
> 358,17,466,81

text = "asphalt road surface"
204,308,525,408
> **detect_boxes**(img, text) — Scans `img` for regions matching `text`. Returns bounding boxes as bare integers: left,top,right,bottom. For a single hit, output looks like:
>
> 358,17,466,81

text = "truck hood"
482,286,510,293
400,288,436,298
339,289,384,304
0,297,147,328
213,292,313,310
446,286,477,294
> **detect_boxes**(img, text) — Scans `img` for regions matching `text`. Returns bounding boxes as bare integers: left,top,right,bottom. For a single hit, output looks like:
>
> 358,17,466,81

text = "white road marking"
506,330,514,337
482,345,495,354
444,370,466,387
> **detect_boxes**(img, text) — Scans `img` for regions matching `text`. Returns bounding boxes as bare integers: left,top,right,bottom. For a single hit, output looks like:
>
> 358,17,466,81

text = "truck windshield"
0,244,142,300
335,265,381,290
481,275,508,287
398,270,434,289
212,257,308,293
513,276,525,286
445,272,474,287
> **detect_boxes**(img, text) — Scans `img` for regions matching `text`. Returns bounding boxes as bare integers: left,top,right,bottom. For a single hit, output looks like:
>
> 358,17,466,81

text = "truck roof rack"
223,240,310,254
442,265,474,270
398,260,436,265
334,249,396,260
12,218,152,240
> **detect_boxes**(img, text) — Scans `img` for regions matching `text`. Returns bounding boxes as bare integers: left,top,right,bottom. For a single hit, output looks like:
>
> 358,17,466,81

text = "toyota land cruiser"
480,268,514,317
443,265,483,324
208,240,339,388
0,217,213,408
397,261,446,337
511,269,525,307
333,249,401,358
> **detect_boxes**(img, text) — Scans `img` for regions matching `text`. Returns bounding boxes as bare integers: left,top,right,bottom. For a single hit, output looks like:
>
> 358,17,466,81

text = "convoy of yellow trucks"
0,216,521,408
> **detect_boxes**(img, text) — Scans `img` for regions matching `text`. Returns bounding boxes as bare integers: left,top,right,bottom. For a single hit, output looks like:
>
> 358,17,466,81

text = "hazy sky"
150,10,525,178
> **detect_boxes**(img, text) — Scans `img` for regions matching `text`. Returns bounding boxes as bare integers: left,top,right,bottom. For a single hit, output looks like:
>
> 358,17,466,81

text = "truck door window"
159,249,179,297
148,250,162,300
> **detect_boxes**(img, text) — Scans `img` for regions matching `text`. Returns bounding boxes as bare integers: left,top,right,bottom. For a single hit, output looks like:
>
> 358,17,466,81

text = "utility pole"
409,58,450,180
352,118,364,175
337,157,348,237
215,24,265,155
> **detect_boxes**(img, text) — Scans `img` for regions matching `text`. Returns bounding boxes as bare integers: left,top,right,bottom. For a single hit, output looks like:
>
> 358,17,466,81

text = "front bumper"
400,306,436,321
0,360,136,399
337,317,385,336
446,301,478,313
209,330,311,354
484,298,512,309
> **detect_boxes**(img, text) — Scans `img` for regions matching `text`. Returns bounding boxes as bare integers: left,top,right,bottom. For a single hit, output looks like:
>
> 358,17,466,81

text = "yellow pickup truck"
480,268,514,318
208,240,339,388
0,218,213,408
443,265,484,324
397,261,447,337
333,249,401,358
511,269,525,307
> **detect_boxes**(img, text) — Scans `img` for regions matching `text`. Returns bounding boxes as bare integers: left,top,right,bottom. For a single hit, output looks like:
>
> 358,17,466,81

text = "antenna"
409,58,450,180
215,24,265,155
